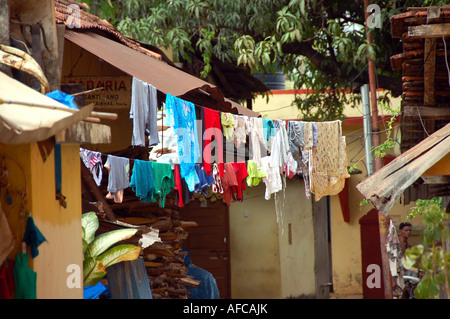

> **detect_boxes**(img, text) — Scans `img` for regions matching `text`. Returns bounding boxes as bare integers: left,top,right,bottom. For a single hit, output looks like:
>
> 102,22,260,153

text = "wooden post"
378,212,392,299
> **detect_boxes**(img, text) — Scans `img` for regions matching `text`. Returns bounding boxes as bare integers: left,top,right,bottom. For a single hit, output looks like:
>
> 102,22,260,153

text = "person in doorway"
398,222,412,256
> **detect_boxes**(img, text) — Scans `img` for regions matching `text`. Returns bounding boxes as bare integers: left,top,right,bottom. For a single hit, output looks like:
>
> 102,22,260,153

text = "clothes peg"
22,242,27,254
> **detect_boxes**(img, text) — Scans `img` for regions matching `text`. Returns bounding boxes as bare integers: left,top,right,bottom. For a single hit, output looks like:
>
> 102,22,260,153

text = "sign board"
63,76,131,109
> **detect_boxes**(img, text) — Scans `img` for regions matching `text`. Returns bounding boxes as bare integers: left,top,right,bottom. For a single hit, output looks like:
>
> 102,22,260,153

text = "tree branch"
281,41,402,96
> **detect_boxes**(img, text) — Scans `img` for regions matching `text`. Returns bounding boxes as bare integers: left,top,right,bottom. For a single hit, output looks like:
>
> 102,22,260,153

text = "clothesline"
80,77,350,210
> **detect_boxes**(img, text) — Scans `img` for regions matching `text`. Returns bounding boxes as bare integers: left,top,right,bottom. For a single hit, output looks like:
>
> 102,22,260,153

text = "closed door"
179,199,231,299
313,195,332,299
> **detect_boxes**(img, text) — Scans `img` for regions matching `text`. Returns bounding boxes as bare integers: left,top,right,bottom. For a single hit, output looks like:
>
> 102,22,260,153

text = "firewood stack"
80,146,201,299
390,7,450,154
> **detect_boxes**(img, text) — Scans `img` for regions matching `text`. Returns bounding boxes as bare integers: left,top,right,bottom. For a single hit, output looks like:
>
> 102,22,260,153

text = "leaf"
81,212,99,245
414,274,440,299
98,244,141,268
83,256,107,287
85,228,138,258
402,244,424,270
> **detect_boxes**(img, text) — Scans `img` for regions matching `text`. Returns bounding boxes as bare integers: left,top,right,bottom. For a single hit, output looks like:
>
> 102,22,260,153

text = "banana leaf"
85,228,138,258
97,244,141,268
83,256,106,287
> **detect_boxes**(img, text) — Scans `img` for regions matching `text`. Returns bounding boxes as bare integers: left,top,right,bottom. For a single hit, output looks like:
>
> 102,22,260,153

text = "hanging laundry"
248,117,267,169
287,121,304,172
260,156,282,200
303,122,318,149
221,112,235,142
166,94,200,192
202,107,224,177
150,162,175,208
232,114,248,148
231,162,248,202
283,152,298,179
0,206,14,264
13,251,36,299
262,118,275,152
194,164,214,197
130,159,155,204
300,149,312,198
105,155,130,203
23,216,47,259
309,120,348,201
130,77,160,147
219,163,238,206
246,159,266,187
211,163,223,194
0,259,14,299
80,148,103,186
270,120,291,169
174,164,194,208
149,109,180,164
386,219,405,290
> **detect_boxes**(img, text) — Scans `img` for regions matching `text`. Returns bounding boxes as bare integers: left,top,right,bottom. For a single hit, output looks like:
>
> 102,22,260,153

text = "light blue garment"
165,94,200,191
130,77,160,147
262,118,275,150
46,90,78,109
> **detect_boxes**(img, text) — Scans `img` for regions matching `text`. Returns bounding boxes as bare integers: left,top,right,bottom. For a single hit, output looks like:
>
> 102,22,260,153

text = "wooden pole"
364,0,392,300
364,0,384,173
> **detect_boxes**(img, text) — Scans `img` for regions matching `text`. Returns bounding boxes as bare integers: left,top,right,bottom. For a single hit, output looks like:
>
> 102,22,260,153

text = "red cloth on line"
202,108,224,178
231,162,248,202
220,163,238,206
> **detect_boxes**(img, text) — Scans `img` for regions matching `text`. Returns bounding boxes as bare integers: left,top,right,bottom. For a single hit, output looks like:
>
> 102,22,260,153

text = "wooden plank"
356,122,450,215
426,6,441,23
403,106,450,118
408,23,450,39
423,38,436,106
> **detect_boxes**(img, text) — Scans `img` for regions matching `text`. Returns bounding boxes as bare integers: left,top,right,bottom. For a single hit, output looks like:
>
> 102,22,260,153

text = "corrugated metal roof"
64,30,260,117
0,71,94,144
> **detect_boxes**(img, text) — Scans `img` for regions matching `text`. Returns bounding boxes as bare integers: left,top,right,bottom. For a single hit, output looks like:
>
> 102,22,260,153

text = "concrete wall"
252,89,423,297
229,178,315,298
0,142,83,298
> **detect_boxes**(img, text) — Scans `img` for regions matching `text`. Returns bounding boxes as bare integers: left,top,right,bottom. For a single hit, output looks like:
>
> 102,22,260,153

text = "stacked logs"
139,208,200,299
390,8,450,153
80,147,201,299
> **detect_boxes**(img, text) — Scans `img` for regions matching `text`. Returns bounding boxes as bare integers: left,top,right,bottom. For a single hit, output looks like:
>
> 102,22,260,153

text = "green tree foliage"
403,198,450,299
80,0,446,120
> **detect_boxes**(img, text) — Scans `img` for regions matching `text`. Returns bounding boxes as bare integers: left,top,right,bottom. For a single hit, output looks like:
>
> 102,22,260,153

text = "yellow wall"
276,178,315,298
0,142,83,299
252,89,421,297
229,178,316,298
229,182,282,298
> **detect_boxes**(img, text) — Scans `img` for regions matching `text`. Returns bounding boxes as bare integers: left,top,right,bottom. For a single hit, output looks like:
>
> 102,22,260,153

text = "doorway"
313,195,332,299
179,198,231,299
